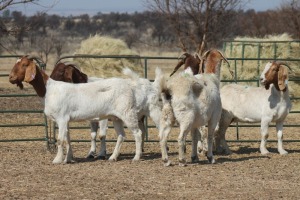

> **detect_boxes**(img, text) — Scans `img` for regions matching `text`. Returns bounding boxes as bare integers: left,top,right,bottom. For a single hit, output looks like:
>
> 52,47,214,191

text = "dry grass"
1,87,300,199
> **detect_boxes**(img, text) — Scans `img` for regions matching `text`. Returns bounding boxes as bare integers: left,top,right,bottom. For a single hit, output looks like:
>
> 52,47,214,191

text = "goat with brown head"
260,61,289,91
9,55,48,97
170,52,201,76
50,62,88,83
200,49,233,79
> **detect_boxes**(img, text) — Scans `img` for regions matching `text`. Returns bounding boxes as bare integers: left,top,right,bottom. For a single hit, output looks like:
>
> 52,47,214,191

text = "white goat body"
159,69,222,166
215,61,291,155
9,56,161,164
86,68,163,159
43,77,145,163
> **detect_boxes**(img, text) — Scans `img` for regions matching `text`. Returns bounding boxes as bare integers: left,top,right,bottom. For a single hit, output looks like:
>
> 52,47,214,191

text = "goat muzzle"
9,75,24,89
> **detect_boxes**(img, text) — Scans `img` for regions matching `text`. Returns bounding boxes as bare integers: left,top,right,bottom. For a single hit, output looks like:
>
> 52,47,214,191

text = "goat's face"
9,56,36,89
260,61,288,91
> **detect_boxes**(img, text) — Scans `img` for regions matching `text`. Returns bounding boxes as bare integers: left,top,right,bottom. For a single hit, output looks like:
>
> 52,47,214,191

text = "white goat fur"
159,68,222,166
12,58,165,164
215,61,291,155
87,68,164,159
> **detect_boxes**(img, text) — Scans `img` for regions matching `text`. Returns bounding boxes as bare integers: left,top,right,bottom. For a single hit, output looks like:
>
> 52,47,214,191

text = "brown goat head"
9,56,37,89
170,52,201,76
201,49,232,77
260,61,289,91
9,56,48,97
50,62,88,83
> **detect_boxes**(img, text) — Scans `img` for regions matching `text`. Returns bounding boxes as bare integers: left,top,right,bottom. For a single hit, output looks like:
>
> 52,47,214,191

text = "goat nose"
9,74,16,82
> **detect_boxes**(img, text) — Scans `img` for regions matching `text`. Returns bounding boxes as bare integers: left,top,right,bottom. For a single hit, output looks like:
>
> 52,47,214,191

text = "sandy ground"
1,84,300,199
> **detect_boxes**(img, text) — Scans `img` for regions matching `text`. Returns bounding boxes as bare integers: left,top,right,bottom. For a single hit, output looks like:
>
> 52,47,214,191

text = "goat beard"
16,81,24,89
264,83,270,90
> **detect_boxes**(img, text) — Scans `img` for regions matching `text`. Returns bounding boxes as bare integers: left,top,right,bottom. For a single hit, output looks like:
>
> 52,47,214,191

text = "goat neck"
30,66,48,98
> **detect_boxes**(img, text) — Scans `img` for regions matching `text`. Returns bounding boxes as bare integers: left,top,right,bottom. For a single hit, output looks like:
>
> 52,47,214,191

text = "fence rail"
1,54,300,148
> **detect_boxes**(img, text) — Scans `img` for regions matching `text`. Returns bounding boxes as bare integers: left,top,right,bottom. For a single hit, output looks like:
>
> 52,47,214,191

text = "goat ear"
278,65,288,91
24,60,37,83
64,67,74,82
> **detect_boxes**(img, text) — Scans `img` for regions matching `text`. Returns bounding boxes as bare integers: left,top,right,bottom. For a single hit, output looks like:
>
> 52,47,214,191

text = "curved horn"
178,52,189,60
215,50,233,79
194,52,204,74
26,55,46,69
202,50,211,58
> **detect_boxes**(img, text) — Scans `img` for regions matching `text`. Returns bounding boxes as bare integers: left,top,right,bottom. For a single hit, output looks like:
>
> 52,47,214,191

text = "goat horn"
214,50,234,79
178,52,188,60
194,53,201,59
202,50,211,59
26,55,46,69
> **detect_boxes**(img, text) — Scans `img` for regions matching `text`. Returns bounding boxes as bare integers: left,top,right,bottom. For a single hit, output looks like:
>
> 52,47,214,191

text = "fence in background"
0,54,300,149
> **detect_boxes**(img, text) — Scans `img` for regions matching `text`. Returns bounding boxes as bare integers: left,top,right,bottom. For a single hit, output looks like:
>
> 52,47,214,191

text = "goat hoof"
97,155,106,160
108,158,117,162
260,150,270,155
191,156,199,163
207,156,215,164
163,160,171,167
52,157,63,164
86,151,96,159
86,154,95,159
178,159,187,167
52,160,62,164
132,158,140,162
279,150,288,155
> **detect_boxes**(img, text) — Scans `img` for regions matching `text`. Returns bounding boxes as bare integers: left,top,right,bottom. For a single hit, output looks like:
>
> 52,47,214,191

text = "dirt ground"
1,85,300,199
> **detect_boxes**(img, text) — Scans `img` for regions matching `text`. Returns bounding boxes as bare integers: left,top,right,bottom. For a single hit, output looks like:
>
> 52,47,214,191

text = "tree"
280,0,300,39
0,0,55,52
146,0,243,54
0,0,35,36
0,0,35,11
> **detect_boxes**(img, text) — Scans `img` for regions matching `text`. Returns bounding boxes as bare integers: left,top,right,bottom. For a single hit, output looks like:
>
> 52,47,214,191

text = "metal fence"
0,53,299,148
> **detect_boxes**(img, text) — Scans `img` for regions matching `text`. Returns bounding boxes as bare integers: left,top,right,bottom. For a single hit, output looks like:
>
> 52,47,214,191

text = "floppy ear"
64,67,74,82
278,65,288,91
24,60,37,83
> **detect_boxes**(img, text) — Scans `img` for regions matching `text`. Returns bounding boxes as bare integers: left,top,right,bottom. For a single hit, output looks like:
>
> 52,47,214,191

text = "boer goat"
50,63,164,159
159,68,222,166
169,49,231,77
49,62,109,159
9,56,146,164
215,61,292,155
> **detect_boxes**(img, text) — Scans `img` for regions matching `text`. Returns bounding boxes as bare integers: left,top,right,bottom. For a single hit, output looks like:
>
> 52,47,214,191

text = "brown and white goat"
50,63,150,160
170,49,231,77
9,56,147,164
214,61,292,155
170,52,201,76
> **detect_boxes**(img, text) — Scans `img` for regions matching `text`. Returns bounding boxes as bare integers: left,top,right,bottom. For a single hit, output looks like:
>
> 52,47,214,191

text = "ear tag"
285,80,288,85
31,74,35,79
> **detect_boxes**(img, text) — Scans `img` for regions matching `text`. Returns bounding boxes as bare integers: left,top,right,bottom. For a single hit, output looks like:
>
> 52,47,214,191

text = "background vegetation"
0,0,299,63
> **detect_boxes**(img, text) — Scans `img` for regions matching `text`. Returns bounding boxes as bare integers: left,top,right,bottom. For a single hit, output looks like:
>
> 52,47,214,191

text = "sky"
6,0,285,16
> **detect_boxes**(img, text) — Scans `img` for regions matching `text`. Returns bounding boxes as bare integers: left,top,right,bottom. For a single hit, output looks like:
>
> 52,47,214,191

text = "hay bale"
222,33,300,109
223,33,300,80
73,35,143,78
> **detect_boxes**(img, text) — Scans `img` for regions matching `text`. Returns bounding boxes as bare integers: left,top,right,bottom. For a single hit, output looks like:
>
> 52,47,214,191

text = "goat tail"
160,92,175,127
122,67,140,80
152,67,167,93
